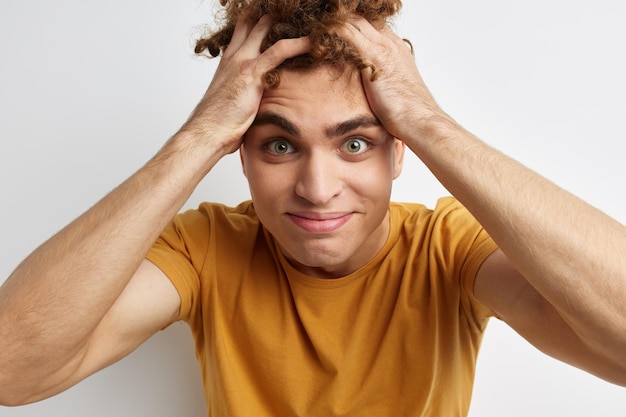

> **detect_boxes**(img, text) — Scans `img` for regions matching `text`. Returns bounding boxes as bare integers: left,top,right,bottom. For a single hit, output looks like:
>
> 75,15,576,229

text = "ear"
239,144,248,178
392,139,405,180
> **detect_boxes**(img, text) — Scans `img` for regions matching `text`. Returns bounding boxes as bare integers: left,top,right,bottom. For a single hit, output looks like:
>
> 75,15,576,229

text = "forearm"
0,130,223,387
408,116,626,358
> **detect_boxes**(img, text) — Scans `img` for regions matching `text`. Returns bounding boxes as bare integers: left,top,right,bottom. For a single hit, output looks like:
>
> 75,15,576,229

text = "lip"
287,212,354,233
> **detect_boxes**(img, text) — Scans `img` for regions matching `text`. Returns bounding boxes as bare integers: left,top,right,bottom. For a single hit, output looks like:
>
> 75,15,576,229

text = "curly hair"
194,0,403,87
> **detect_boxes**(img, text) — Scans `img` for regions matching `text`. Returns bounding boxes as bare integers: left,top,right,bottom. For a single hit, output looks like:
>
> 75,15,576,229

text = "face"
241,66,404,278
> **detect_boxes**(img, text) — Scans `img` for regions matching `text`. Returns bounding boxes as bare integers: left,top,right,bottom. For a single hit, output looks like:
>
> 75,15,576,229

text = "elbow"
603,362,626,387
582,338,626,387
0,397,29,408
0,366,65,407
0,380,49,407
0,353,84,407
0,383,33,408
0,377,29,407
596,370,626,388
0,363,47,407
0,353,25,406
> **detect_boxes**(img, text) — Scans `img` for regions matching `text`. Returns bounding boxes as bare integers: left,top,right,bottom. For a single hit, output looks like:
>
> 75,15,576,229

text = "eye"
266,139,294,155
342,138,369,154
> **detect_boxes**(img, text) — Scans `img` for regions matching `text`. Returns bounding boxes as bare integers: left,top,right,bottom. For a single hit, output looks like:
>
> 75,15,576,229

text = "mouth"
287,212,354,234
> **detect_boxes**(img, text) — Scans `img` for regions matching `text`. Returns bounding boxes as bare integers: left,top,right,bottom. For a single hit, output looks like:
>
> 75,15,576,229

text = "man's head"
200,1,406,277
195,0,403,86
240,65,405,278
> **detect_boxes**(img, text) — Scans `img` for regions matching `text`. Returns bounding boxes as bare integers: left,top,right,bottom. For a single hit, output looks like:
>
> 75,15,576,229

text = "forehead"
259,66,373,124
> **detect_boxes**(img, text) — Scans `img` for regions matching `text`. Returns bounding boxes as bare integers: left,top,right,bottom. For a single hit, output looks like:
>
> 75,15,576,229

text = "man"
0,1,625,416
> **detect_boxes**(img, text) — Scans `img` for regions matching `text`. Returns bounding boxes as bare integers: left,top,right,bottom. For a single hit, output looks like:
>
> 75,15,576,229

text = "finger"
256,36,311,73
337,17,406,54
345,16,380,41
225,15,258,56
236,14,274,57
348,16,402,43
334,19,372,57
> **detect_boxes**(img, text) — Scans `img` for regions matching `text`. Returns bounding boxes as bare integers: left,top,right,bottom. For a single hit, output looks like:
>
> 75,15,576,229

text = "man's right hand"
179,14,310,156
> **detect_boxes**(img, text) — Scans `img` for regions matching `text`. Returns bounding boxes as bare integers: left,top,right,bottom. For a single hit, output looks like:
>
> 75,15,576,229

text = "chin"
283,246,353,276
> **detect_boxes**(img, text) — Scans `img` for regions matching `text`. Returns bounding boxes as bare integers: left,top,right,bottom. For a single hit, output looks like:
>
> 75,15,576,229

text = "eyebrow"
251,111,381,138
252,112,300,136
325,115,381,137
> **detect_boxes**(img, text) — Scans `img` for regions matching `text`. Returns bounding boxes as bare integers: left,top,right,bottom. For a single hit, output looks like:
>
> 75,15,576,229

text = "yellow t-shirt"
147,197,498,417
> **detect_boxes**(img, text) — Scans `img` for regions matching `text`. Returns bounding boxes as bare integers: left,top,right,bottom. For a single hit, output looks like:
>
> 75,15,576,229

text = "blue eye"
342,138,368,154
266,140,294,155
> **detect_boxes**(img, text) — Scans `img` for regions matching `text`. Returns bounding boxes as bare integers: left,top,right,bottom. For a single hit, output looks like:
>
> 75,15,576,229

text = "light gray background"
1,1,625,415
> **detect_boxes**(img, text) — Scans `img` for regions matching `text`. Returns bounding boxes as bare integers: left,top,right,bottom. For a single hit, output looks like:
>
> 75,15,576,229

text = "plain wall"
1,0,624,415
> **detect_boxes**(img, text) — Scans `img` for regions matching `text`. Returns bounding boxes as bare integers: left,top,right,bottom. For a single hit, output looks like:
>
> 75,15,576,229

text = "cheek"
354,153,396,190
343,169,393,211
246,164,293,201
360,171,393,196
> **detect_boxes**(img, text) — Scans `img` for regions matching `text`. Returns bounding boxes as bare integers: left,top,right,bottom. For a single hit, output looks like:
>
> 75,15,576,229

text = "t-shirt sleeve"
146,209,209,323
434,197,499,331
459,228,499,330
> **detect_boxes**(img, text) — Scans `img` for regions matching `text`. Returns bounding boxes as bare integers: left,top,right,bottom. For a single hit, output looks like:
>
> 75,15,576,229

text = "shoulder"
173,200,260,235
390,196,482,236
184,200,257,223
389,197,497,284
152,201,261,268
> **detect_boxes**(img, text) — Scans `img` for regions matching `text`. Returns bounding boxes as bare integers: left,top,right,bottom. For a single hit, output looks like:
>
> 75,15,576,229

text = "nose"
294,152,342,206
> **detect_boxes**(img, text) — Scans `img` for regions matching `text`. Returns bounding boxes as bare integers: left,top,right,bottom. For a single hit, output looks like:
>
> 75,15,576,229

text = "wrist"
146,129,231,187
176,117,243,157
174,120,243,158
402,110,462,152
